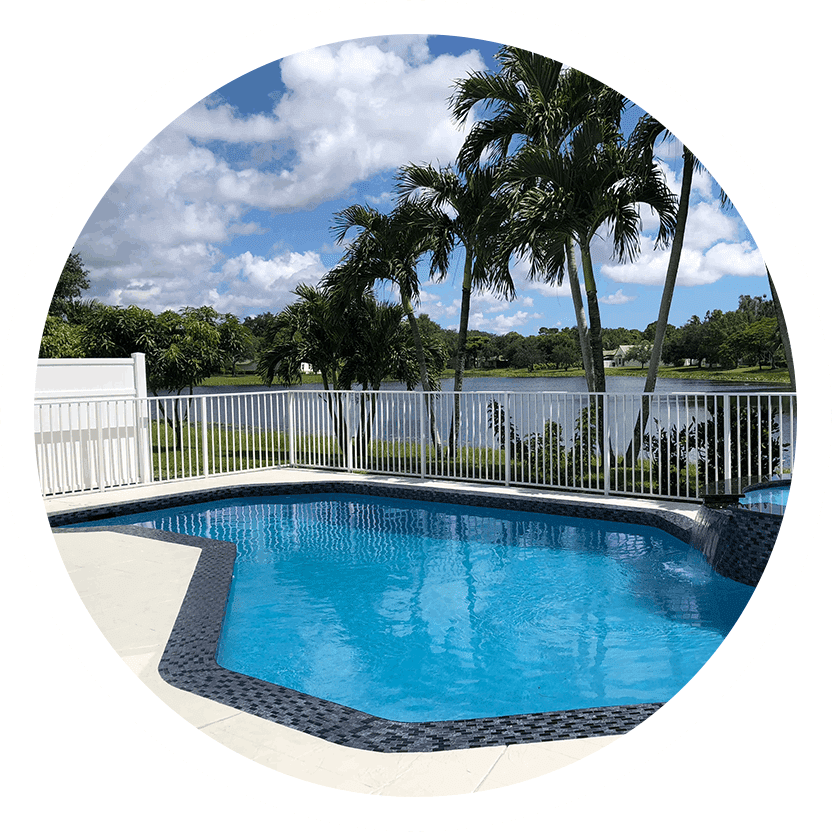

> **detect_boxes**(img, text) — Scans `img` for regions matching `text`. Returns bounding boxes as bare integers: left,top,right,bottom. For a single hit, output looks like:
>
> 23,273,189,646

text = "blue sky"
74,34,770,337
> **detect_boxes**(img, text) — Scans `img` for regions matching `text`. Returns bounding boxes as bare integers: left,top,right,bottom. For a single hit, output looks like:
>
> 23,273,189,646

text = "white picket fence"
34,388,797,501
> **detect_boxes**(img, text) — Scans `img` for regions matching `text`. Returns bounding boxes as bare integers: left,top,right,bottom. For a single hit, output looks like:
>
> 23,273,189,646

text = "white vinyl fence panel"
34,354,152,495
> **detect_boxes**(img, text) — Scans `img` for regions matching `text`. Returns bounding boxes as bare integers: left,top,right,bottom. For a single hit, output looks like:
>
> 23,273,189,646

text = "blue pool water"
740,484,789,511
76,494,753,722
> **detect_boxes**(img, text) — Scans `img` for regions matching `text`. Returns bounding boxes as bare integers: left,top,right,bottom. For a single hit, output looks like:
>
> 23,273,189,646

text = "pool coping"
50,479,706,753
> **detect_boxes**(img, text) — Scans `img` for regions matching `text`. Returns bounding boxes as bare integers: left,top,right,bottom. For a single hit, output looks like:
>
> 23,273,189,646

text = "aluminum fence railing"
35,389,797,500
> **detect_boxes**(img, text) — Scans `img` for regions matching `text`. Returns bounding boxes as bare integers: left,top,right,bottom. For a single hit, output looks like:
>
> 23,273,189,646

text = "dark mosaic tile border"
47,479,701,540
50,481,711,752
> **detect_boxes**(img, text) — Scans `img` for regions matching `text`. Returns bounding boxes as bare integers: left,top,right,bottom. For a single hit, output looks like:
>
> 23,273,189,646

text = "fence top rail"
33,388,798,408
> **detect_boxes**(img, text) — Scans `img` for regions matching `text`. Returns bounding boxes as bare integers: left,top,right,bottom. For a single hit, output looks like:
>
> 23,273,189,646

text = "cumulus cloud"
600,233,764,288
72,37,486,318
597,161,764,291
215,251,328,315
523,278,575,299
165,38,486,212
601,288,637,306
490,310,544,334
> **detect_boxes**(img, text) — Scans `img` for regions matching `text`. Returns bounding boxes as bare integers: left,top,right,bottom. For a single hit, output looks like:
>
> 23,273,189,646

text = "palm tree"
259,283,444,461
626,116,713,395
259,283,344,390
324,201,451,446
450,46,627,391
503,119,677,393
396,163,513,386
396,162,514,448
621,116,743,467
326,202,451,389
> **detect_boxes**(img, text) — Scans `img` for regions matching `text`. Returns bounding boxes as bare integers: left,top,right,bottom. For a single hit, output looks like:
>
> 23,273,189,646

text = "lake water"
194,374,788,397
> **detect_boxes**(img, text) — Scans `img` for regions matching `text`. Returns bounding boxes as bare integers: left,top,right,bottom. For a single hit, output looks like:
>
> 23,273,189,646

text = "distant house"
610,345,642,368
602,349,618,368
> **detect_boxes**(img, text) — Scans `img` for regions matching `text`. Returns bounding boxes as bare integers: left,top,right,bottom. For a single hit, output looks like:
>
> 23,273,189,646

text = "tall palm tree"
259,283,344,390
621,116,745,467
259,283,442,460
396,162,514,448
503,119,677,392
627,116,713,395
450,46,626,391
396,163,513,392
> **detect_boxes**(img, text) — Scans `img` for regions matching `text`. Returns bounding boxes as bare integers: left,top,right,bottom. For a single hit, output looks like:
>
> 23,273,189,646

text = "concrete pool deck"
46,469,701,795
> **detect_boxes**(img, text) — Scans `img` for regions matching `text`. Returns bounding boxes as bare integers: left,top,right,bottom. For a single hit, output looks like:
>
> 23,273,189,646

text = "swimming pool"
67,489,752,728
740,480,790,514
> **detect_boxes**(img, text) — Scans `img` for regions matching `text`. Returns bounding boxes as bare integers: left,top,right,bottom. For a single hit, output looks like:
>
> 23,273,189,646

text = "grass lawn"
200,373,322,387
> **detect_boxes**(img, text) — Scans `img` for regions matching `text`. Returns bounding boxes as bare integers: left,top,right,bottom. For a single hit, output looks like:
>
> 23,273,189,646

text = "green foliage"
536,330,580,370
690,397,786,483
42,301,232,396
662,299,787,372
39,316,87,358
727,318,780,369
150,308,223,395
49,251,90,319
258,284,443,392
217,313,257,373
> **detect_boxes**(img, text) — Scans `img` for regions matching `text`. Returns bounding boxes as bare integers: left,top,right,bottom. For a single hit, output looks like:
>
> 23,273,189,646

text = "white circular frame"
2,0,832,830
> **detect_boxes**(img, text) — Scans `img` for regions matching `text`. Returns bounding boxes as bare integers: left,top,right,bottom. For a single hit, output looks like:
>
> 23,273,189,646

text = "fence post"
136,397,152,484
420,393,426,479
504,391,511,486
722,393,732,487
200,396,209,478
96,401,106,492
345,392,353,472
288,392,296,467
603,393,611,496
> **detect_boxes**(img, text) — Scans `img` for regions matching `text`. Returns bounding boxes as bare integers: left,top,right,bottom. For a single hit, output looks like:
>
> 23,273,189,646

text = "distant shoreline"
203,365,793,388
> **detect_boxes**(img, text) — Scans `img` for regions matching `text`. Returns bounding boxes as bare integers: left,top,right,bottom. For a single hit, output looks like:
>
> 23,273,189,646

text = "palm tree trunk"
579,243,606,393
578,243,612,476
403,299,441,450
644,146,693,395
449,249,474,454
626,146,695,470
767,267,795,391
567,237,594,392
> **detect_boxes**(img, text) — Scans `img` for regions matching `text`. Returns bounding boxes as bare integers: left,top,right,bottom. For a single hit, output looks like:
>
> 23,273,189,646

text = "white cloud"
600,235,764,288
489,310,544,334
227,39,486,210
72,38,487,318
216,251,328,316
683,202,739,250
366,191,395,207
600,288,636,305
